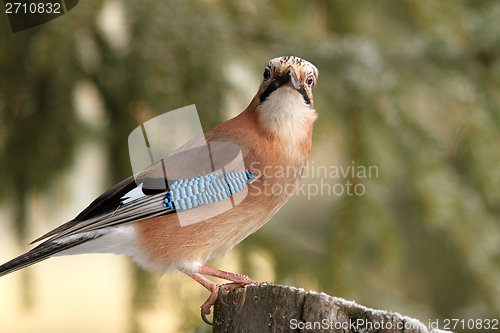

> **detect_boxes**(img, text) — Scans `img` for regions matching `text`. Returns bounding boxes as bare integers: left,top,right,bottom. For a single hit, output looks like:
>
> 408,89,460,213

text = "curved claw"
201,308,213,326
227,283,248,307
237,285,248,309
199,284,219,325
218,288,230,307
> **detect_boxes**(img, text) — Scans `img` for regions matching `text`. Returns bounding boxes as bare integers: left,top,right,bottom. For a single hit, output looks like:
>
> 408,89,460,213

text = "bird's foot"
200,281,251,325
200,285,219,325
188,267,258,325
218,282,248,306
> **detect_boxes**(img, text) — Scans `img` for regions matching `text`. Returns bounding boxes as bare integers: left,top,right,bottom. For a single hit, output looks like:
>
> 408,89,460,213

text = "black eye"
263,68,271,81
306,76,314,86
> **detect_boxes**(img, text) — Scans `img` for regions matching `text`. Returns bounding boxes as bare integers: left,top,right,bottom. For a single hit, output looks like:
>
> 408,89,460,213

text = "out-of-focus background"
0,1,499,332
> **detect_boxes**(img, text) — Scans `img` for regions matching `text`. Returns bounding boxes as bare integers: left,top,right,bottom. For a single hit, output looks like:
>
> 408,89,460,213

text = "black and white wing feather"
0,158,258,277
0,164,174,277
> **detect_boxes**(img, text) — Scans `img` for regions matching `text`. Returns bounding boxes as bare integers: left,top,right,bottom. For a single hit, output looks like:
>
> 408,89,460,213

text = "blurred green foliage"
0,0,498,332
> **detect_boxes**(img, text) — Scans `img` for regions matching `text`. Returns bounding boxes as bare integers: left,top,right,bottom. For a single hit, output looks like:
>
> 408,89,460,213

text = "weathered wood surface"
213,283,452,333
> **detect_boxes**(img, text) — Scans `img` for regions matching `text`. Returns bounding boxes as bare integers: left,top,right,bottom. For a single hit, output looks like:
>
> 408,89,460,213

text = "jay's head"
255,56,318,140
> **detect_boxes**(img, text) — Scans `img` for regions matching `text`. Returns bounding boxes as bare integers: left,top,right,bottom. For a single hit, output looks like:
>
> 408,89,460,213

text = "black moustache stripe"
259,72,292,104
298,85,311,106
259,72,311,106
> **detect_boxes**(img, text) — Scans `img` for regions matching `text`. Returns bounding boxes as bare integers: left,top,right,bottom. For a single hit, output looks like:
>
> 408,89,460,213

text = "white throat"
258,86,316,143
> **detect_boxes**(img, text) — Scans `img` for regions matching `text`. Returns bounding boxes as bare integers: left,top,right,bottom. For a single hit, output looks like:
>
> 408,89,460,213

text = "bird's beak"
277,68,301,91
287,68,312,106
289,68,301,91
259,67,307,104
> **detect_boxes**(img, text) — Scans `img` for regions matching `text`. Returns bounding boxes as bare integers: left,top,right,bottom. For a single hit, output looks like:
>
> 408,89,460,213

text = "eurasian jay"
0,56,318,323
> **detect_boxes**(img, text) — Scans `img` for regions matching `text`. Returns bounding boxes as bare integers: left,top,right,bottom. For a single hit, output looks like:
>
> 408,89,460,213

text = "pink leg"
188,273,220,325
188,267,258,324
197,265,257,285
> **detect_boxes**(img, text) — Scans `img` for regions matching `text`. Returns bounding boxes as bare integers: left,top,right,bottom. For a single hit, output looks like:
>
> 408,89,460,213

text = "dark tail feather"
0,238,94,277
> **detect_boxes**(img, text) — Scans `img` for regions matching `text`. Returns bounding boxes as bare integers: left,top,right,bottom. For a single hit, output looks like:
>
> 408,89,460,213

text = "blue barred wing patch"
163,170,258,211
